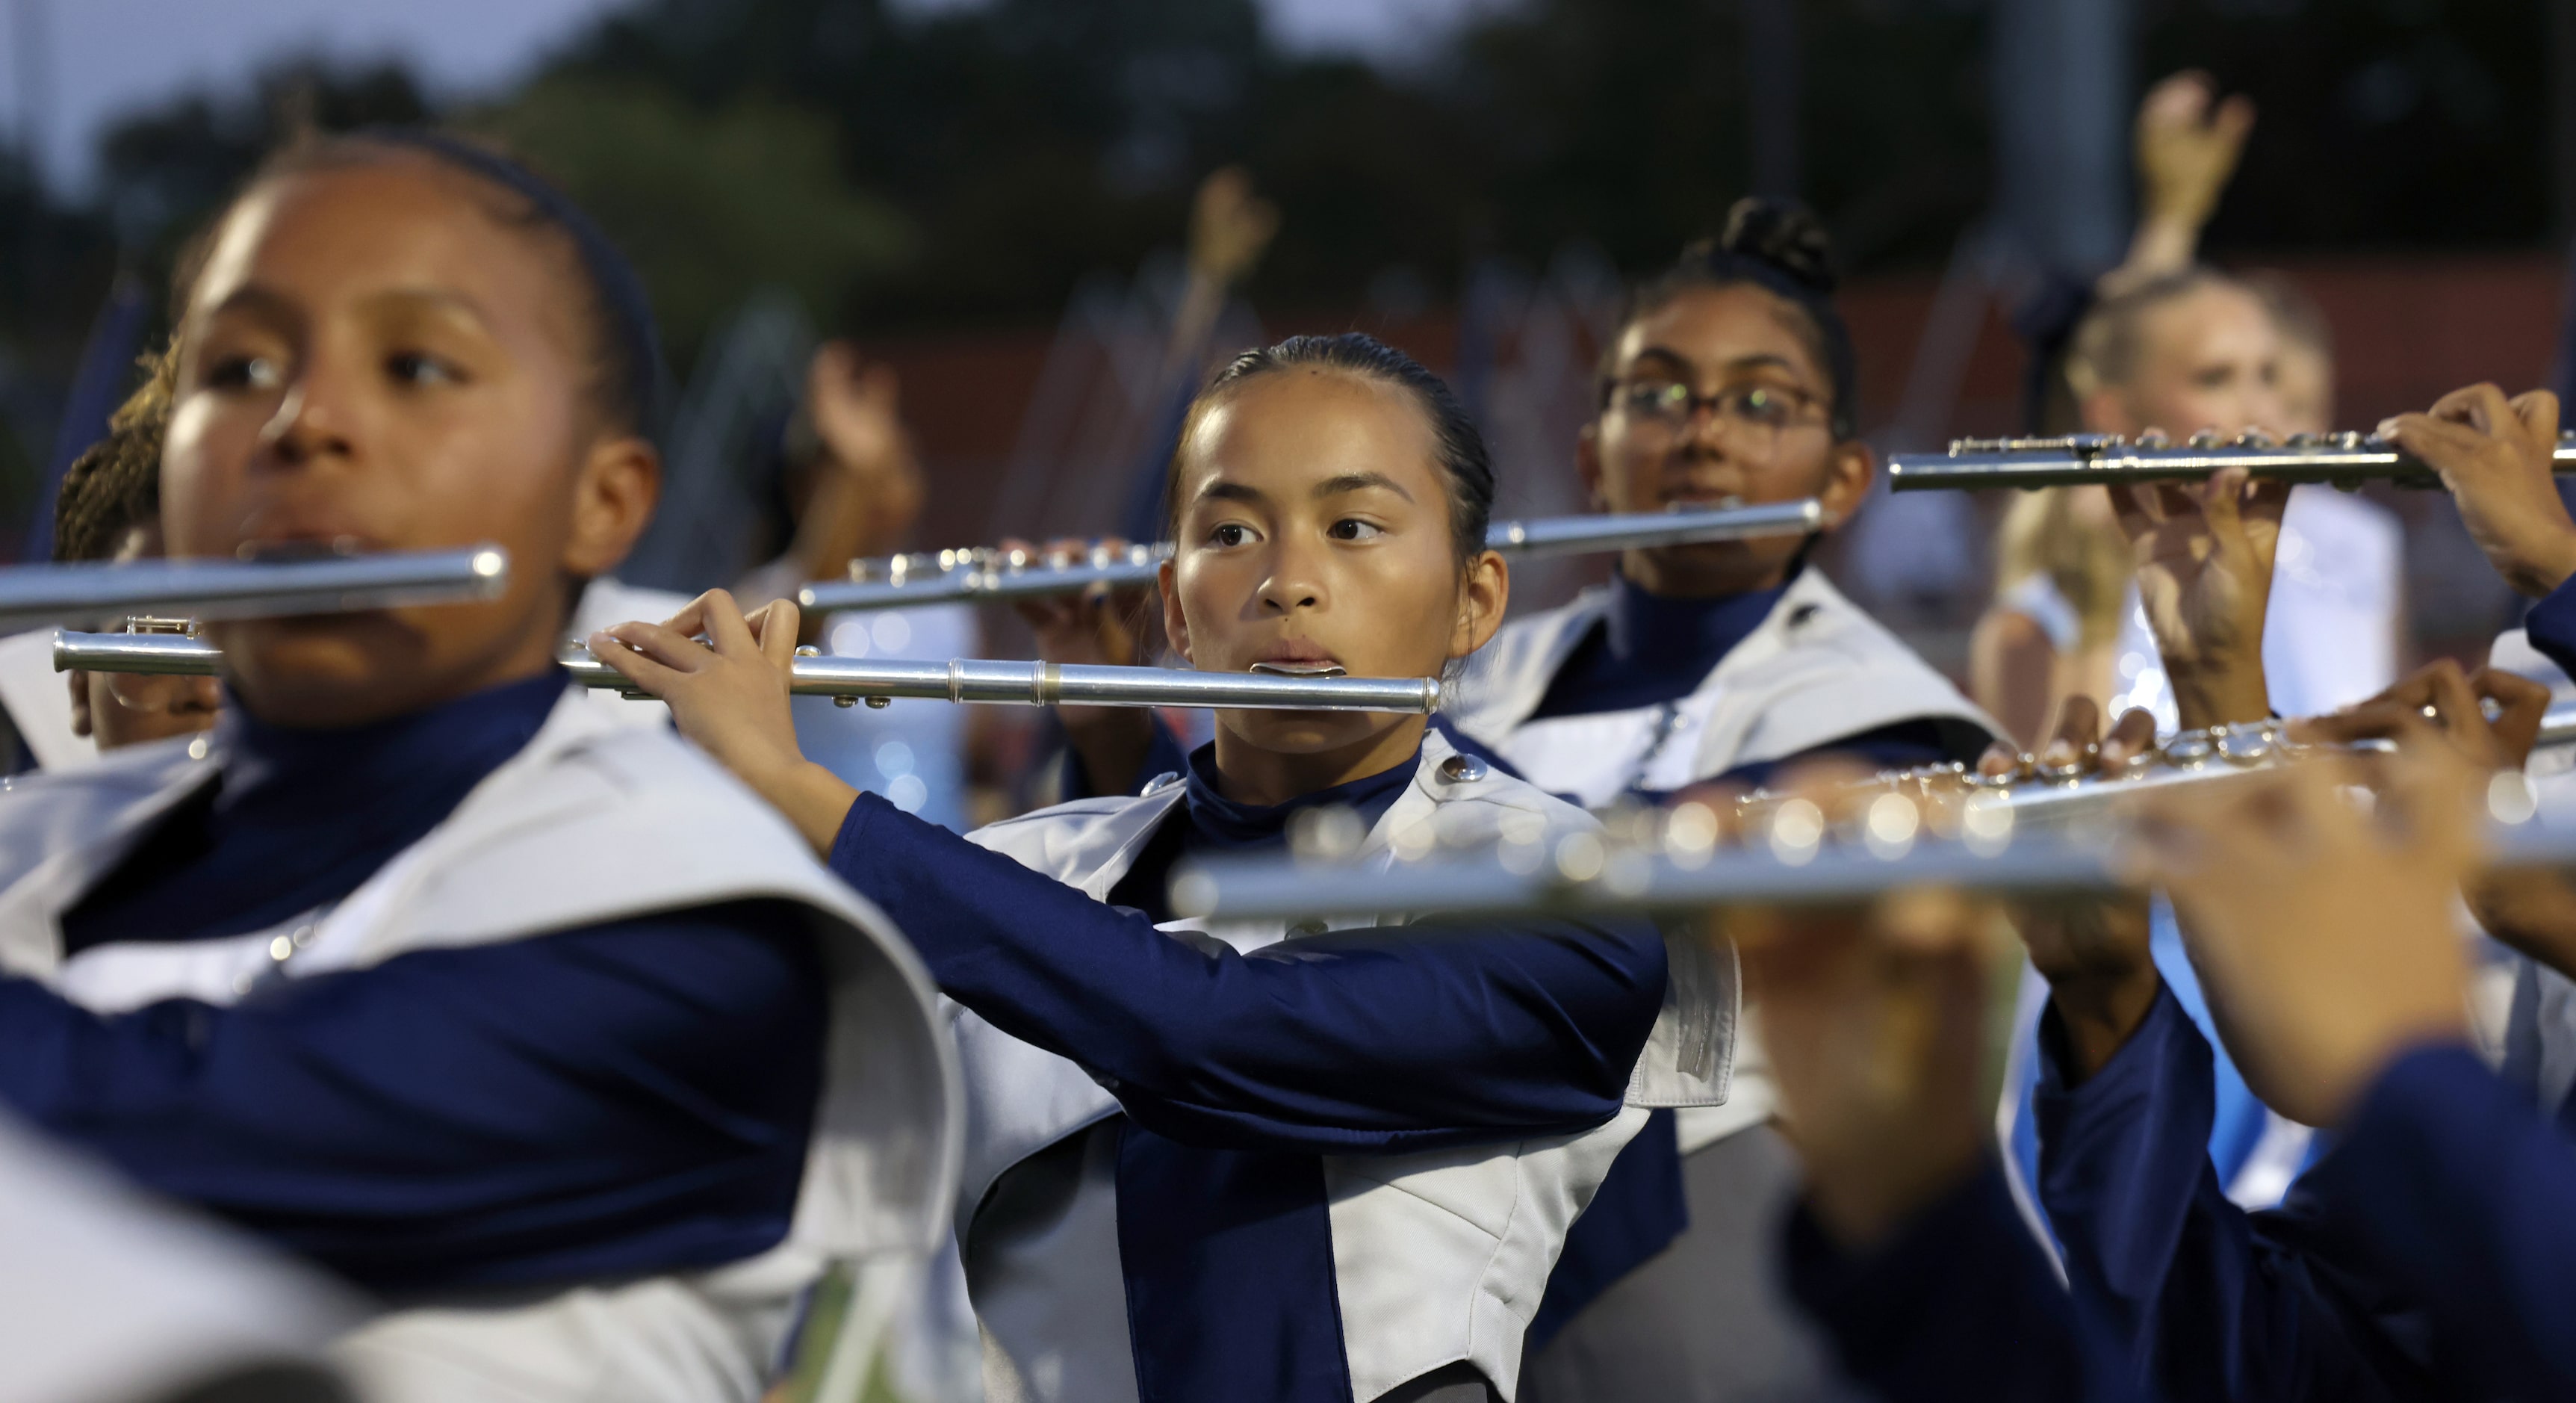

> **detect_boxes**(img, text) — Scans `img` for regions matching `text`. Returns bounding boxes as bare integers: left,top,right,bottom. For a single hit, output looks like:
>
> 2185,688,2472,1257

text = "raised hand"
2111,465,2289,729
587,591,859,855
2300,658,2576,980
797,342,925,575
2380,385,2576,598
2137,734,2483,1127
1188,166,1281,288
1010,536,1164,793
2135,72,2256,237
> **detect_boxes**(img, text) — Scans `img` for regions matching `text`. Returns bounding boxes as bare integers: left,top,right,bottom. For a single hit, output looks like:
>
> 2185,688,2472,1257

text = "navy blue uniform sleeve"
2034,987,2436,1403
2524,574,2576,683
2304,1044,2576,1402
0,900,826,1295
1786,1161,2148,1403
831,791,1665,1153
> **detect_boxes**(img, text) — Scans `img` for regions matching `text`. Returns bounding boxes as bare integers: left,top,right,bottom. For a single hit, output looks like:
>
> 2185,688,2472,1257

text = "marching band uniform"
1,1106,357,1403
0,673,960,1402
1444,563,1995,1393
1449,566,1994,808
824,726,1731,1402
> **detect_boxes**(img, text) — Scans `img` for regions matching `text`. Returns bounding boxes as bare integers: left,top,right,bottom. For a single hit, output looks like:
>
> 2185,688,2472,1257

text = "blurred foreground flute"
1887,430,2576,492
797,498,1828,612
0,545,508,633
1170,813,2576,923
1169,704,2576,920
51,631,1443,713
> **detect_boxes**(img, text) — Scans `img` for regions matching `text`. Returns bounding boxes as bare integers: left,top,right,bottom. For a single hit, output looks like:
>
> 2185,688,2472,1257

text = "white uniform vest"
0,690,963,1403
1,1107,358,1403
1446,570,1996,1154
952,730,1731,1403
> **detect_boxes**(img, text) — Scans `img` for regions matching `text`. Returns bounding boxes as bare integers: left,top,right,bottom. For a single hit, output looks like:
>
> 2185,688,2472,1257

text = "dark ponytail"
1165,332,1498,570
1610,197,1860,439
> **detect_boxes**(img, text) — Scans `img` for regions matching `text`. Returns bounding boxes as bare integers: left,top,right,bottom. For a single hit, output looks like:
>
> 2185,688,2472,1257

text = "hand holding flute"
2380,385,2576,598
1005,533,1165,794
588,591,864,855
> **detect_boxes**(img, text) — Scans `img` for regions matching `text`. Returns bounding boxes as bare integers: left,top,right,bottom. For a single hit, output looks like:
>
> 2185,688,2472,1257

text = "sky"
0,0,1499,196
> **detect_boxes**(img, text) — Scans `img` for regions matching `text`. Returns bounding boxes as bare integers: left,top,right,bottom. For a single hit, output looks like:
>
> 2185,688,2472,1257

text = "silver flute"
796,498,1828,613
51,631,1443,713
1170,811,2576,923
1728,704,2576,832
1886,430,2576,492
1168,702,2576,921
0,545,509,634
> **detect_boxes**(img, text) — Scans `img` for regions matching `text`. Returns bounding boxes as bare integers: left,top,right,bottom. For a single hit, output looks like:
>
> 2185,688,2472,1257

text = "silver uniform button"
1438,753,1489,784
1140,771,1183,796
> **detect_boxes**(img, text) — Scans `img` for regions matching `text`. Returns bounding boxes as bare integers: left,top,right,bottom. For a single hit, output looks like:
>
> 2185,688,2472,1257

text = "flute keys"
2036,745,2091,783
2491,772,2542,826
1959,791,2014,855
1766,798,1826,866
1863,793,1920,860
2215,724,2276,766
2161,729,2217,769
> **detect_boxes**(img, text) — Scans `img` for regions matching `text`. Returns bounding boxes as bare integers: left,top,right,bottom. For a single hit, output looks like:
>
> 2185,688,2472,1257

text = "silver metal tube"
1887,431,2576,492
1170,806,2576,923
55,631,1442,713
0,546,508,634
1731,702,2576,834
796,499,1826,613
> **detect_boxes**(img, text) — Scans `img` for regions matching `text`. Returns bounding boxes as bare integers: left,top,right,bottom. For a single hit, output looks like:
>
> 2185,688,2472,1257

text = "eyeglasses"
1604,380,1828,445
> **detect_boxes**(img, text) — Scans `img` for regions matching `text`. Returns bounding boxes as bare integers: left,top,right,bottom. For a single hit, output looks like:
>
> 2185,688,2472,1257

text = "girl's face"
1163,369,1506,766
162,156,658,727
1583,283,1871,596
2084,284,2288,443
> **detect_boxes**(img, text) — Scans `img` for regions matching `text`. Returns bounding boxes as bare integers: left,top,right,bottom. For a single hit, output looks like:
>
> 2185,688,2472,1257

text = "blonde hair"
2064,266,2238,403
1993,487,2129,648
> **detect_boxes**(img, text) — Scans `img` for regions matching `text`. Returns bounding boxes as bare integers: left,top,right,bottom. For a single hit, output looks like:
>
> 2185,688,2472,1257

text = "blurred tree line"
0,0,2552,516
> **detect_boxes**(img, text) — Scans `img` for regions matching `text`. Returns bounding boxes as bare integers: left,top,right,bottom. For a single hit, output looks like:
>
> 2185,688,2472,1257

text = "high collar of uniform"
1179,740,1421,849
216,671,568,820
1601,567,1795,667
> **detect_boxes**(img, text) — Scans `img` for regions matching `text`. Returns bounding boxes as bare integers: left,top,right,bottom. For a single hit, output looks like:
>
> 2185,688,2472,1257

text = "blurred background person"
1975,71,2403,749
0,348,220,769
1018,164,1280,805
1978,70,2409,1226
733,341,990,829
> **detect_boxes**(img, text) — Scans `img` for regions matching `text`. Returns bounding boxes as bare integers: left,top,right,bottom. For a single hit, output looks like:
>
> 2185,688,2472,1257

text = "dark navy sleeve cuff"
2309,1040,2576,1399
2524,574,2576,681
1786,1161,2138,1402
2032,979,2196,1105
